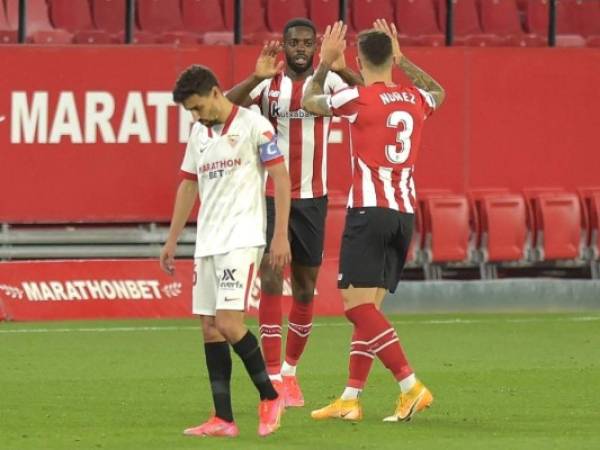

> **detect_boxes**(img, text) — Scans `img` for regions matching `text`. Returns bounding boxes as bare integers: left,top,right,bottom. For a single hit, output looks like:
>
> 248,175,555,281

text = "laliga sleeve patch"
259,136,284,165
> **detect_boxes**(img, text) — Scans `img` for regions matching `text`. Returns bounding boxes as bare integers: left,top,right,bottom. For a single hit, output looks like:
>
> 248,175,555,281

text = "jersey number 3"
385,111,414,164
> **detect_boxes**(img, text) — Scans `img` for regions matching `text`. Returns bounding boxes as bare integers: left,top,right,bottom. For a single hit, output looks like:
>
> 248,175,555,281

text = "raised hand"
373,18,403,64
319,21,347,67
255,41,284,80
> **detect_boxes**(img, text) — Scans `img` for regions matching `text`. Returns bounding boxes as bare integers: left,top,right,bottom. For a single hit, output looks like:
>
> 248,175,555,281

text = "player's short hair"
357,30,393,67
283,18,316,38
172,64,220,103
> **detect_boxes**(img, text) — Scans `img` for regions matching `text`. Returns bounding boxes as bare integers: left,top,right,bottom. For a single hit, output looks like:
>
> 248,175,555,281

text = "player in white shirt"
159,65,291,438
226,18,363,407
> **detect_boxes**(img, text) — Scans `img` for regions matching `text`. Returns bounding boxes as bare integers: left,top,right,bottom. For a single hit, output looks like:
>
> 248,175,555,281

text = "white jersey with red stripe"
180,106,284,257
249,71,347,199
328,82,437,213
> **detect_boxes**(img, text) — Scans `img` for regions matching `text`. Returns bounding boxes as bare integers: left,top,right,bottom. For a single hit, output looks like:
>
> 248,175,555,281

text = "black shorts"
338,207,414,293
266,195,328,267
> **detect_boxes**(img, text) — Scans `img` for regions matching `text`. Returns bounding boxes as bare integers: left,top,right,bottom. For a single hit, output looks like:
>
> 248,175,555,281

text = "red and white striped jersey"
249,71,347,199
328,82,437,213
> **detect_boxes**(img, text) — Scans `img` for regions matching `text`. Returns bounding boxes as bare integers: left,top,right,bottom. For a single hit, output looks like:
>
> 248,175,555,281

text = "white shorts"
192,246,264,316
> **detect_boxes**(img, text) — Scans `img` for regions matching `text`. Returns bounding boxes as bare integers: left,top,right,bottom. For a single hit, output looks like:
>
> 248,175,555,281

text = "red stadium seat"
157,32,202,44
181,0,228,32
479,0,546,46
524,0,586,47
30,29,73,43
73,30,113,44
223,0,277,43
309,0,341,34
351,0,394,32
571,0,600,36
267,0,309,32
0,3,18,44
91,0,126,33
5,0,73,41
420,194,472,263
395,0,445,47
587,35,600,47
202,31,234,44
476,194,528,262
437,0,504,46
137,0,183,32
48,0,94,31
527,192,583,261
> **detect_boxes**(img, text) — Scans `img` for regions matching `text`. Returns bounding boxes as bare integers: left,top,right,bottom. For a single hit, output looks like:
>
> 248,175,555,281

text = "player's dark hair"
357,30,393,67
172,64,220,103
283,18,316,38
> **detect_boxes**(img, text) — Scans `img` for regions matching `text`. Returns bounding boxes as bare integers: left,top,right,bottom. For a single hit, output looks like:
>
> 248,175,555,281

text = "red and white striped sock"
258,292,282,377
347,328,375,390
345,303,413,382
284,299,314,369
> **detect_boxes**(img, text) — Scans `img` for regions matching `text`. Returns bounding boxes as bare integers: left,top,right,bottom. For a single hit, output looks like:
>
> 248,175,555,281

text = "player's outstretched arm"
160,179,198,275
225,41,283,107
303,22,347,116
324,37,364,86
265,162,291,270
374,19,445,108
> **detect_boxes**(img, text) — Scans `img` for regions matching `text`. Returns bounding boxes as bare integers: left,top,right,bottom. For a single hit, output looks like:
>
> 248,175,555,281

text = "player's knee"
214,314,243,341
260,264,283,294
293,283,315,303
200,317,221,342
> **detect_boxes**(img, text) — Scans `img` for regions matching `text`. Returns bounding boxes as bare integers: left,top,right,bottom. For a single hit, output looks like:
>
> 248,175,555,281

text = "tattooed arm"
374,19,445,108
397,56,445,107
301,62,333,116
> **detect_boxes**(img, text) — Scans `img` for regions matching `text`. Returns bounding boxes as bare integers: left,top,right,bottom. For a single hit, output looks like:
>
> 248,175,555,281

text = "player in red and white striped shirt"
302,20,446,423
226,18,362,407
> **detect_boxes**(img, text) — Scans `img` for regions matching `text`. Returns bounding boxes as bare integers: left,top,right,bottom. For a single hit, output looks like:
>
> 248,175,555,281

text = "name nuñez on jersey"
379,92,417,106
200,158,242,179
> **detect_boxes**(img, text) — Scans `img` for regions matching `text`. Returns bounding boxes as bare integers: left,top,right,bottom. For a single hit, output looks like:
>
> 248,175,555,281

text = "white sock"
340,387,361,400
269,373,283,382
281,361,296,377
399,373,416,393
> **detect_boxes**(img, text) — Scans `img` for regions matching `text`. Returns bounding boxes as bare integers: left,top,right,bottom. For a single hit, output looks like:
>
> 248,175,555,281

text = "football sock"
341,387,362,401
258,292,282,376
204,341,234,422
281,361,296,377
348,328,375,390
345,303,413,382
232,331,278,401
399,373,417,393
285,299,314,367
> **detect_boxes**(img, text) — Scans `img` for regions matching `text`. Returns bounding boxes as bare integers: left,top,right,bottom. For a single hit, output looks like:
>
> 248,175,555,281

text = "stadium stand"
309,0,345,34
0,0,17,43
479,0,546,47
267,0,308,31
395,0,445,47
137,0,202,43
351,0,395,36
223,0,278,43
91,0,157,43
48,0,112,44
181,0,233,44
437,0,505,46
524,0,586,47
5,0,73,43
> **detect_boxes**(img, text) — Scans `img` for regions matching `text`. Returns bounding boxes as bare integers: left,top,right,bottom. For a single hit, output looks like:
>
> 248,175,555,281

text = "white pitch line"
0,316,599,335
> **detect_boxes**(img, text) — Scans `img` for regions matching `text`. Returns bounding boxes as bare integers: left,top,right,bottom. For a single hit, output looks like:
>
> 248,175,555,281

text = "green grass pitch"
1,313,600,450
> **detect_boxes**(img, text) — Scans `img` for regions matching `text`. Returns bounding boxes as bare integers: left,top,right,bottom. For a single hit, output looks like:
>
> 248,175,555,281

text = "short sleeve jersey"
180,106,284,257
249,71,347,198
328,82,437,213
